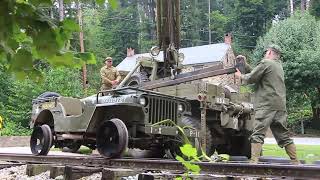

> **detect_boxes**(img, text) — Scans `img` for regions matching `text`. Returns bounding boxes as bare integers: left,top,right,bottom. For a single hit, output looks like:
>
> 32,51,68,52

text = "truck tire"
165,116,214,158
181,116,214,155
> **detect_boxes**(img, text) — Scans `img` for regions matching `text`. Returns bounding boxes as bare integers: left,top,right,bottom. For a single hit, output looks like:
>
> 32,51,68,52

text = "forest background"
1,0,320,135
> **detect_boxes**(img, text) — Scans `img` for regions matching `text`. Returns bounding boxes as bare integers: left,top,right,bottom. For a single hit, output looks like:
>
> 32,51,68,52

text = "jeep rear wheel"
96,118,128,158
30,124,53,155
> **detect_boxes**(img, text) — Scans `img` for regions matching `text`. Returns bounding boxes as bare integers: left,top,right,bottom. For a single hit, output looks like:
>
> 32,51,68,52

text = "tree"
209,10,230,42
310,0,320,18
82,1,140,65
252,13,320,128
0,0,121,80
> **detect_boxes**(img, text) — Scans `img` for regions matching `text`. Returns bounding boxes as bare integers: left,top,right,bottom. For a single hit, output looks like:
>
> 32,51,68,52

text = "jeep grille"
148,96,178,126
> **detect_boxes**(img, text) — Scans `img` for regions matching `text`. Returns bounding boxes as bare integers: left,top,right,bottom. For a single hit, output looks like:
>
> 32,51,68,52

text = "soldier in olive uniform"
100,57,121,91
235,45,300,164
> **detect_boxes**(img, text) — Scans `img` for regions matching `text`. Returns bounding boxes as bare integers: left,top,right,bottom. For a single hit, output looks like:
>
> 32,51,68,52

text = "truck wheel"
182,116,214,155
96,118,128,158
165,116,214,158
30,124,53,155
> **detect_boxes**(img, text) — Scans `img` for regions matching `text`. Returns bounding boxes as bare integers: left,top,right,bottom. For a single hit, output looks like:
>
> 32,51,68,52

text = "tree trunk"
312,87,320,129
58,0,64,21
312,107,320,129
301,0,306,13
306,0,311,10
77,1,87,94
290,0,294,16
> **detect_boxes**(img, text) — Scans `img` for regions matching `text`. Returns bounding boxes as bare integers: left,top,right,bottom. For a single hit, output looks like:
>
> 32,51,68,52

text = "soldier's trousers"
250,110,293,148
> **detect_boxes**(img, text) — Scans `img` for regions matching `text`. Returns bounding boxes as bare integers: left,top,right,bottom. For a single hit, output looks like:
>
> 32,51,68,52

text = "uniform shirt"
100,66,121,89
241,58,286,111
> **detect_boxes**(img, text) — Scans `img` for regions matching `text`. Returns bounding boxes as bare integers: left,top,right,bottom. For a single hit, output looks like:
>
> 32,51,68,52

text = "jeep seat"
58,97,83,116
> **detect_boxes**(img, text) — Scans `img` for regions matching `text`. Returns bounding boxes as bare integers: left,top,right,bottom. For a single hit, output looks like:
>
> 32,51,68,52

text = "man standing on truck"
100,57,121,91
235,45,300,165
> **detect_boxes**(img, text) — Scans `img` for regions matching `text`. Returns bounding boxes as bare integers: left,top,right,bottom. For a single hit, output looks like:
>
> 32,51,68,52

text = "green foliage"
0,120,32,136
310,0,320,19
0,0,97,80
175,144,201,179
0,67,84,135
180,0,204,46
210,10,230,42
218,0,288,50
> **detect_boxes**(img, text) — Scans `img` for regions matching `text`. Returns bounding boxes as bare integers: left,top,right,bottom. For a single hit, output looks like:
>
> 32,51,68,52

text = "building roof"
117,43,230,72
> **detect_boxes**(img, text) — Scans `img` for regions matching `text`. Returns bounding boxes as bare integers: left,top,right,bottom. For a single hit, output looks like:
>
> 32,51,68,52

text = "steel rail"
0,153,319,179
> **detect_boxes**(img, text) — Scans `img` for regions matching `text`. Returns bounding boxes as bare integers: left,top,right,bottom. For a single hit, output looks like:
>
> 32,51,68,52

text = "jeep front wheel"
96,118,128,158
30,124,53,155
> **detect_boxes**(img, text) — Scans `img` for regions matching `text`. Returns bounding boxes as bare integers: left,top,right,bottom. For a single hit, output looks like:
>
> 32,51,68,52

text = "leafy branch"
0,0,119,80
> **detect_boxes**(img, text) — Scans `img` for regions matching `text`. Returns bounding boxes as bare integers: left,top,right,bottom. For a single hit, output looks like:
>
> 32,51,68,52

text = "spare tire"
38,92,60,99
122,72,149,87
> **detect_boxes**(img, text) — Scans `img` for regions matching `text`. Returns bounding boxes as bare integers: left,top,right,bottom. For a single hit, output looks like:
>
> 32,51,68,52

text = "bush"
288,108,313,133
0,120,31,136
0,67,86,135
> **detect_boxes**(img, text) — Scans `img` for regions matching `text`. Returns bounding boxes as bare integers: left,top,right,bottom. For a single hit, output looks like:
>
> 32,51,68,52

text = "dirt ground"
0,136,29,147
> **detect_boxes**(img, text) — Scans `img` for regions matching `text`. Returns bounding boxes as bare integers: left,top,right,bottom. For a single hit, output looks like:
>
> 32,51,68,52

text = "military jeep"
30,88,201,158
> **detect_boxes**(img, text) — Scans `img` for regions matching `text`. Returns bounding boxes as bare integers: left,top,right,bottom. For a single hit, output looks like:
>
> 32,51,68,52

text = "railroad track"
0,153,320,179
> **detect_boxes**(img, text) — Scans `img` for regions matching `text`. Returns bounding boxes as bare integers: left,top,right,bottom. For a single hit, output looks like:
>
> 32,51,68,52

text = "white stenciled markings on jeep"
102,97,127,103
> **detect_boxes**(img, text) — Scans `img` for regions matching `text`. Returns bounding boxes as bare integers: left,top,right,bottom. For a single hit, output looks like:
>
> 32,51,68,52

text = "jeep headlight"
178,52,185,62
150,46,160,57
139,97,148,106
178,104,185,112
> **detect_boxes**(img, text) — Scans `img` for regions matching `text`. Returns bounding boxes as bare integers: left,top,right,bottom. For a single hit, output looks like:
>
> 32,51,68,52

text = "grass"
263,144,320,164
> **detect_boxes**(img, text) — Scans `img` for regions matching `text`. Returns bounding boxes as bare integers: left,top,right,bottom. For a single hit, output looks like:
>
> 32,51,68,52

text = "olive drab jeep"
29,88,201,158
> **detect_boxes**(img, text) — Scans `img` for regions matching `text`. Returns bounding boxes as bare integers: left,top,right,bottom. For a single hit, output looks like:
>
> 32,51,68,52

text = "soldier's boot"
285,143,300,165
250,143,262,163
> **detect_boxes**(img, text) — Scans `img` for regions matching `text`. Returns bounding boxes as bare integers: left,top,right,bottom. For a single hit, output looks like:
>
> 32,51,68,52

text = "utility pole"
208,0,211,44
77,1,87,94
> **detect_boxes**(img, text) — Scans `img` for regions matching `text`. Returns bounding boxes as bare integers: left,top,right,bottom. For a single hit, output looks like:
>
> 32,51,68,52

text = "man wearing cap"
235,44,300,164
100,57,121,91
